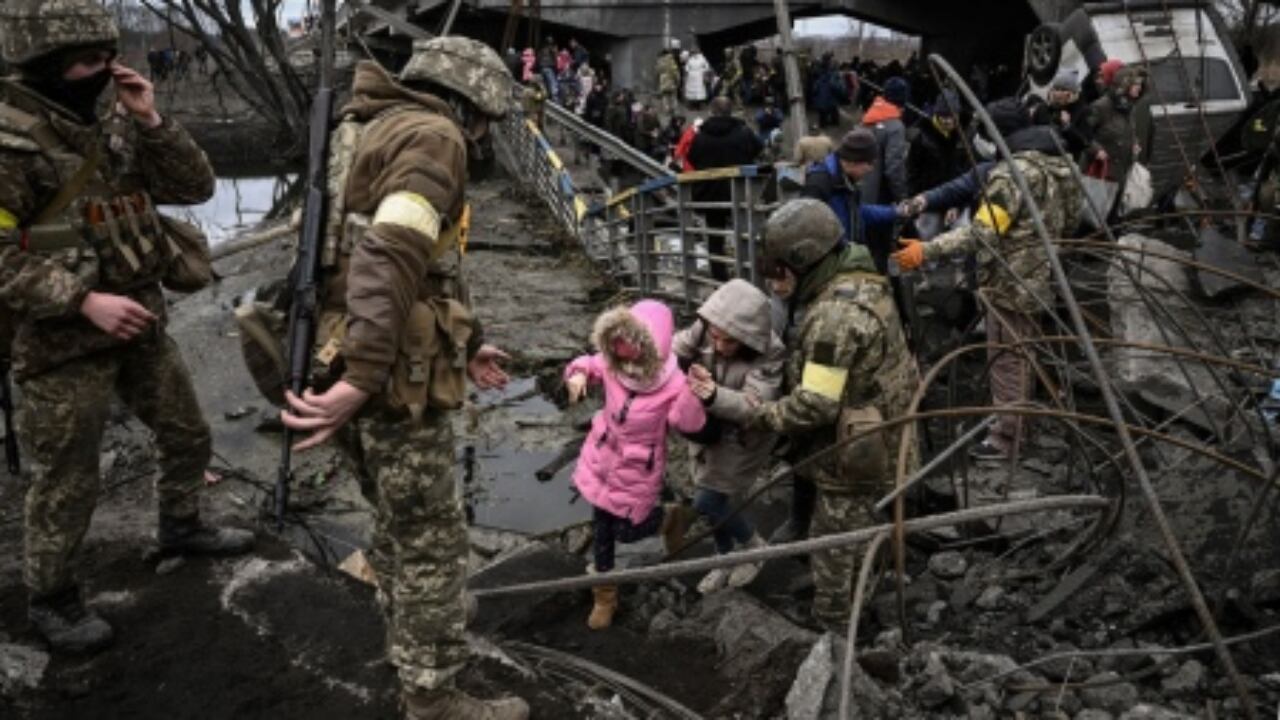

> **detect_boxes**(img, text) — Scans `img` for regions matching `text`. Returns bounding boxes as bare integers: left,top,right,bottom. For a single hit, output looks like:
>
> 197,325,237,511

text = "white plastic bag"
1121,161,1153,215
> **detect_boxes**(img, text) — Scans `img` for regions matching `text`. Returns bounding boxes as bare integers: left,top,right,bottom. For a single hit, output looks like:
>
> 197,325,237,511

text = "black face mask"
24,68,113,124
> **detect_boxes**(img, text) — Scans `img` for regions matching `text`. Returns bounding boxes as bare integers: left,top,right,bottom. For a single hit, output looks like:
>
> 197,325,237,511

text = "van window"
1145,56,1240,104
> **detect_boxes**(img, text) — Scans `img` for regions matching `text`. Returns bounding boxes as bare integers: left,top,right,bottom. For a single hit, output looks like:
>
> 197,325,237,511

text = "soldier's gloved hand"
891,238,925,272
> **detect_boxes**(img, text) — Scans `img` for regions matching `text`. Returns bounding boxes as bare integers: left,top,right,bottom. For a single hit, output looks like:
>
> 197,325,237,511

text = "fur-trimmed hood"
592,300,677,392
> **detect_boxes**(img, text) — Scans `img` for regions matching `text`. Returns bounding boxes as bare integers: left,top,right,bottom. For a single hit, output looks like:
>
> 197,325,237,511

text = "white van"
1024,2,1251,194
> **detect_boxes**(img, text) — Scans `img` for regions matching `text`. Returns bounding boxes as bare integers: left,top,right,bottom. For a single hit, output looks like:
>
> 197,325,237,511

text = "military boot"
29,587,113,654
403,686,529,720
158,514,255,556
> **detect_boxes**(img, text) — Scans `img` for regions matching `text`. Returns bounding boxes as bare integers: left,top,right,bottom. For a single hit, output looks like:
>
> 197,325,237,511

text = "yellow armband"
373,191,441,239
801,361,847,401
974,202,1011,234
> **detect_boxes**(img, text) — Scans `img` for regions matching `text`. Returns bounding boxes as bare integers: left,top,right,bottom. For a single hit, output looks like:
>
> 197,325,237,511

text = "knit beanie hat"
884,76,909,108
836,127,877,163
1098,59,1125,88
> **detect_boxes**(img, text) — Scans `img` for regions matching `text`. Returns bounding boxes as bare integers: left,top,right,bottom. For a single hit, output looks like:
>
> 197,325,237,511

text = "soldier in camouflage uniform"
278,37,526,720
720,48,743,109
894,97,1080,461
655,50,681,117
748,199,918,629
0,0,254,655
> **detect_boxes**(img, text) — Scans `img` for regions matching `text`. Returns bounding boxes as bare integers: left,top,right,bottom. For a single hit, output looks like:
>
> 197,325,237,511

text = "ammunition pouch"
830,404,891,496
385,298,472,419
158,214,213,293
309,297,473,421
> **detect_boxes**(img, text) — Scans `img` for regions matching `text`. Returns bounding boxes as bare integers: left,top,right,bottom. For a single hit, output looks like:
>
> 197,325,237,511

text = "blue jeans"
694,488,753,554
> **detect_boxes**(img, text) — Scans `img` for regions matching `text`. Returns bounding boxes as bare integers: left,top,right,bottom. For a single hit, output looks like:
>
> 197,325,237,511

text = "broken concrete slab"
1080,671,1139,713
1118,704,1197,720
1192,225,1265,299
1106,234,1242,438
0,644,49,697
786,632,905,720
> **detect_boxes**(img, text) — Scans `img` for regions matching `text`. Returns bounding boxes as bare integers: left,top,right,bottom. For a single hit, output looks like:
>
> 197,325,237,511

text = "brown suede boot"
403,685,529,720
587,584,618,630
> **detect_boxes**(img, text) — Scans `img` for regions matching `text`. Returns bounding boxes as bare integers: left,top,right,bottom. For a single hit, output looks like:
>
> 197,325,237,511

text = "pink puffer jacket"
566,300,707,522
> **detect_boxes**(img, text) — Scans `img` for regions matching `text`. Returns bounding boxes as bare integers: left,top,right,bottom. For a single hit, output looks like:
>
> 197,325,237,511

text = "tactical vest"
0,101,180,292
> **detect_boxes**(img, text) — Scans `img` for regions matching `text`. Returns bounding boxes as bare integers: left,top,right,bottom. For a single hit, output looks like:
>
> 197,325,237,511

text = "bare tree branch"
137,0,309,151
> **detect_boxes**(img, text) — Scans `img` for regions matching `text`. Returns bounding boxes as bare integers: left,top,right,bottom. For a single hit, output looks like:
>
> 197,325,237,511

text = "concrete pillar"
608,34,667,97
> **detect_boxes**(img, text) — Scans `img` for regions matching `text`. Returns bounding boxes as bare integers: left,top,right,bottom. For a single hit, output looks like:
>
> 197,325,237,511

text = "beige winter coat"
672,279,785,495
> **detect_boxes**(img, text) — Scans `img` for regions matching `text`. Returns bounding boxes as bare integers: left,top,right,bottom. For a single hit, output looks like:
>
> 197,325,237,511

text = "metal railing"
494,104,785,311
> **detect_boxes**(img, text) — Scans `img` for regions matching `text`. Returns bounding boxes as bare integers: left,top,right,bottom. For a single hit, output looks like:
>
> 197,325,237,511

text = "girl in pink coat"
565,300,707,629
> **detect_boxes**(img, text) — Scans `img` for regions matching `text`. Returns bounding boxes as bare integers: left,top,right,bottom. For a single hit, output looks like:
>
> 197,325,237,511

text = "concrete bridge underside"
358,0,1075,89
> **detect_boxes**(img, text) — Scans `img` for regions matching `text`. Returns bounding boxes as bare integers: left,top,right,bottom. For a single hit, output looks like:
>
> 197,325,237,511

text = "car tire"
1027,23,1063,85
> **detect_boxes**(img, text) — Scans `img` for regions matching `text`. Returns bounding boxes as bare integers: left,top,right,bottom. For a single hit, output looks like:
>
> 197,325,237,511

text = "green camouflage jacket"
0,79,213,378
923,150,1079,315
755,246,918,492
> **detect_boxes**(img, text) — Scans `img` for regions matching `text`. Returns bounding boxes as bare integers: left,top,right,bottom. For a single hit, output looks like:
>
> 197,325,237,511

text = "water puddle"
460,377,591,535
163,174,297,246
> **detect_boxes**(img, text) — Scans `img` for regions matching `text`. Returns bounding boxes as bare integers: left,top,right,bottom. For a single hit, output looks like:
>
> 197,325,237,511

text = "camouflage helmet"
0,0,119,67
761,199,843,276
400,37,513,119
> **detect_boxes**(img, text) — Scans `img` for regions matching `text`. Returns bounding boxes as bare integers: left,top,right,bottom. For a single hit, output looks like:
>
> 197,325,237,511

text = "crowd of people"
0,1,1173,716
145,45,210,81
544,53,1162,632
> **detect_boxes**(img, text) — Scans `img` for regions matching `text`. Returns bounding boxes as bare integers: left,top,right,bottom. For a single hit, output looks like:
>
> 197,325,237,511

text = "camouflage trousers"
810,489,877,627
19,333,210,598
344,409,468,692
986,307,1040,454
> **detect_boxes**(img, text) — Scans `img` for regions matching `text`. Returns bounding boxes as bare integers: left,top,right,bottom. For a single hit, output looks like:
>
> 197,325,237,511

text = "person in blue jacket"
801,127,903,274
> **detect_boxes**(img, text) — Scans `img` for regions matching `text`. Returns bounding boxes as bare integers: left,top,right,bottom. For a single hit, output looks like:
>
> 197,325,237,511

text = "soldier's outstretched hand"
281,381,371,451
468,344,510,390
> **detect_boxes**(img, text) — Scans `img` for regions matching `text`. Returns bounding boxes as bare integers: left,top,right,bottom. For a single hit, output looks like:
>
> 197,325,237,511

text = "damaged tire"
1027,23,1063,85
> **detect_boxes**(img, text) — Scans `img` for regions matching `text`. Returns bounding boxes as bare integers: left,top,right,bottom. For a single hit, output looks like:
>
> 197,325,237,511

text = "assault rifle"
0,360,18,476
277,0,336,530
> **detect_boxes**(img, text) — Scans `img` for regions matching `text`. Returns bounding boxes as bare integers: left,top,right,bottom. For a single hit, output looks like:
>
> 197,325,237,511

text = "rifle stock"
277,0,336,530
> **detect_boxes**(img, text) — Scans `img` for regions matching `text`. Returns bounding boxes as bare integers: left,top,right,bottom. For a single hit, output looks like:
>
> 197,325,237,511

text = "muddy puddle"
461,377,591,535
163,174,297,245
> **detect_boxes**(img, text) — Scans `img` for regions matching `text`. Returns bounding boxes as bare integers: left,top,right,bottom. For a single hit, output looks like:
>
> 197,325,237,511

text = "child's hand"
688,372,717,403
566,372,588,404
689,363,711,382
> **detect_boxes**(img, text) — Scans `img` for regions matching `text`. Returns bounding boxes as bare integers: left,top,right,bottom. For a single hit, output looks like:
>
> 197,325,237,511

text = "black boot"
29,586,113,654
158,514,254,556
770,477,816,543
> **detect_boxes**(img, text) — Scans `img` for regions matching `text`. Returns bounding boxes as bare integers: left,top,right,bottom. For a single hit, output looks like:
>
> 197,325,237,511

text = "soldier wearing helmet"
0,0,253,655
276,37,526,720
746,199,918,631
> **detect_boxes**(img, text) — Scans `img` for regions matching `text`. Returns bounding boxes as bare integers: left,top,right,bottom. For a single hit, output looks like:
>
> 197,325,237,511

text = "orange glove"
892,238,925,271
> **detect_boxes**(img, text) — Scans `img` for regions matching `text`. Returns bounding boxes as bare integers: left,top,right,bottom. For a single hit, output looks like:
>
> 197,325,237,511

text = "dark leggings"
592,505,664,572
